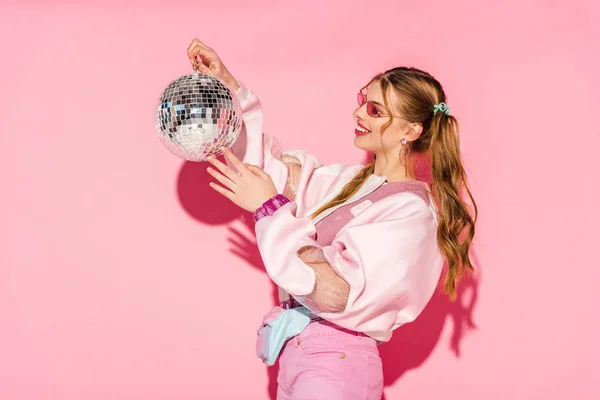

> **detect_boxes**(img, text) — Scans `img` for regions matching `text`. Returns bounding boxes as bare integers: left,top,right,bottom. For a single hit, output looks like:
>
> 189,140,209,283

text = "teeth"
356,126,370,133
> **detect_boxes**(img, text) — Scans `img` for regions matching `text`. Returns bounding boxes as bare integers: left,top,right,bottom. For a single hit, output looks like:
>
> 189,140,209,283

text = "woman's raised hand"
187,38,239,91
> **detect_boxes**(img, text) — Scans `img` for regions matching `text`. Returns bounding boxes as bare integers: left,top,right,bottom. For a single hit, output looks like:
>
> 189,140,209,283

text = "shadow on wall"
176,151,480,400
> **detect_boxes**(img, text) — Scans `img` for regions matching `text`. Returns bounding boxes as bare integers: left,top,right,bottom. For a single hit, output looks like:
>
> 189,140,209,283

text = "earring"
400,137,410,178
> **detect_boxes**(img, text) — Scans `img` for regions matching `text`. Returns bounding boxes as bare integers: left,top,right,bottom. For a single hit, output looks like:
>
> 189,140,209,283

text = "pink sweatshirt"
230,82,444,342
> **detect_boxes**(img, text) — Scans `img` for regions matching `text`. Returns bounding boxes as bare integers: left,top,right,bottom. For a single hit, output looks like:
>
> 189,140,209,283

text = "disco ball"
155,71,242,161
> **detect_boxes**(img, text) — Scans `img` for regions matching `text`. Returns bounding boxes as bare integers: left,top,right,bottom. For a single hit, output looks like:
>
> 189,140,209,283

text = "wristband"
253,194,291,222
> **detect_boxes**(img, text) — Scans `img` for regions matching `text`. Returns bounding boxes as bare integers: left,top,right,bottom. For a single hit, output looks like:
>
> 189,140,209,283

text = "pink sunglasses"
357,91,403,119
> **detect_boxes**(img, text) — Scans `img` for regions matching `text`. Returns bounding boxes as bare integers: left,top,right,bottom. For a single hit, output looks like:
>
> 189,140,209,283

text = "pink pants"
276,319,384,400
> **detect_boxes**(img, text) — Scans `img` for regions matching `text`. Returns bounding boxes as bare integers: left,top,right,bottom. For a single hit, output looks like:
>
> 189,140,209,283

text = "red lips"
355,121,371,136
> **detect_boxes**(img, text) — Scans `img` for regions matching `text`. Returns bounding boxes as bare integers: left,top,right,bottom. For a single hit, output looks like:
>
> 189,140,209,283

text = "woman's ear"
407,123,423,141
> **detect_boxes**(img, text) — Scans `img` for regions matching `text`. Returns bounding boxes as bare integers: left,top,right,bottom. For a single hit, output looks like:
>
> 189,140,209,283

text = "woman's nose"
353,106,364,120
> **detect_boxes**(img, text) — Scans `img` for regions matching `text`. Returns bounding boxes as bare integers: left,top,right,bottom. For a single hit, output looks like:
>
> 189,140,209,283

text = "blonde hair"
311,67,477,299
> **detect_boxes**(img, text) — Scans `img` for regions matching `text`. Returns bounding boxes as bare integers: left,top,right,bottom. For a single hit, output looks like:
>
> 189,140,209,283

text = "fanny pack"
256,305,312,366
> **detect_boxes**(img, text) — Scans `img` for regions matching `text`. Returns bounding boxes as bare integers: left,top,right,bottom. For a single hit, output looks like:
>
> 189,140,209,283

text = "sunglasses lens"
366,101,379,117
358,92,381,117
357,92,366,106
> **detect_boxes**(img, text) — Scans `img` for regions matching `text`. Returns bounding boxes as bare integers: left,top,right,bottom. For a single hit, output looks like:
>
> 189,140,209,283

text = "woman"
187,38,477,399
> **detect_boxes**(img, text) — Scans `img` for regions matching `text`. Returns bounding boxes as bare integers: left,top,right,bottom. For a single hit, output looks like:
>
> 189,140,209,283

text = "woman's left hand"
207,147,279,212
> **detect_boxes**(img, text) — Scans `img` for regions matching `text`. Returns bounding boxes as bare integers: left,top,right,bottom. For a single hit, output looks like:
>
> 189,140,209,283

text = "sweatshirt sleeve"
230,81,342,213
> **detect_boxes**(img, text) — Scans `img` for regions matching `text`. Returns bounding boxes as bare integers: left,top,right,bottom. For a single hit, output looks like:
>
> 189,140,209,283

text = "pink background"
1,0,599,399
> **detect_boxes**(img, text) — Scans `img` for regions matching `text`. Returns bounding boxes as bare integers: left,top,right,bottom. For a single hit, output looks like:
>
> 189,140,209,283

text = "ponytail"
429,113,478,299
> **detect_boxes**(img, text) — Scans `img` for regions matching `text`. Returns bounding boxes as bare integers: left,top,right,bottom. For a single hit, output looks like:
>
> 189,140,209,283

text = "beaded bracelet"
253,194,291,222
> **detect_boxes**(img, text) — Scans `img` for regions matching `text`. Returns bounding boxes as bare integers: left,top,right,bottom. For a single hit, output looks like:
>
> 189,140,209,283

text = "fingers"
209,181,236,202
247,164,270,180
187,39,219,71
188,45,213,68
207,156,241,183
188,38,211,53
187,38,201,54
194,61,212,75
207,167,236,191
220,147,249,176
187,38,212,59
